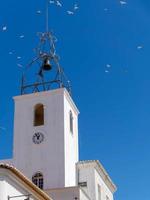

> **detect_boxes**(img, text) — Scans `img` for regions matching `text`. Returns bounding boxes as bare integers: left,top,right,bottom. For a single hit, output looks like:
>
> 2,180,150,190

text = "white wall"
64,91,79,186
79,188,91,200
46,186,90,200
94,170,113,200
13,88,79,189
77,164,114,200
0,173,34,200
47,187,79,200
0,177,7,200
5,178,33,200
78,165,96,200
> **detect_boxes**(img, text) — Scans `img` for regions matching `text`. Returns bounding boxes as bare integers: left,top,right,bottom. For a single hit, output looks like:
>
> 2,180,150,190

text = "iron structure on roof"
21,0,71,95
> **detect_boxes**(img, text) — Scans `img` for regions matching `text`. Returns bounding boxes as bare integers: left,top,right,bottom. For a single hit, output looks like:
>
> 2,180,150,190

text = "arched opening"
32,172,44,189
34,104,44,126
70,110,73,133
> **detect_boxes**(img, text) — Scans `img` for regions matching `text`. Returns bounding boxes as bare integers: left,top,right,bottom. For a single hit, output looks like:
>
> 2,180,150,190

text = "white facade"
0,87,117,200
77,161,116,200
12,88,79,189
0,165,51,200
0,176,34,200
46,186,90,200
0,177,32,200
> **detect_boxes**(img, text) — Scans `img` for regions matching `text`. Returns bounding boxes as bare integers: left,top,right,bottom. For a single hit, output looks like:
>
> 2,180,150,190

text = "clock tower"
13,88,79,189
12,31,79,190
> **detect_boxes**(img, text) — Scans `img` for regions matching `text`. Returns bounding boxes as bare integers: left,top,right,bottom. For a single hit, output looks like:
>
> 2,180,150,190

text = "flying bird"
67,3,79,15
137,45,143,50
17,64,23,68
119,1,127,5
106,64,111,68
19,35,25,39
2,26,7,31
105,70,109,73
17,56,21,59
49,0,55,3
74,3,79,10
67,10,74,15
56,0,62,7
36,10,42,14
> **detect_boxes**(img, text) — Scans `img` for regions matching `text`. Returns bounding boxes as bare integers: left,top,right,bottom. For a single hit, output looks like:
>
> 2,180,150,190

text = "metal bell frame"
21,31,71,95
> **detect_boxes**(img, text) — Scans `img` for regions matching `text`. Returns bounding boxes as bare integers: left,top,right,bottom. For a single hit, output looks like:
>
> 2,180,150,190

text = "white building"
0,88,116,200
0,23,117,200
0,163,51,200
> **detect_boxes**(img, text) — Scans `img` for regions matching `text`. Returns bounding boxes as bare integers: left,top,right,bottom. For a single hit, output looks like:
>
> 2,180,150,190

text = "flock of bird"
0,0,144,80
104,0,144,74
0,0,80,133
37,0,79,15
1,0,79,71
0,0,144,131
2,0,137,75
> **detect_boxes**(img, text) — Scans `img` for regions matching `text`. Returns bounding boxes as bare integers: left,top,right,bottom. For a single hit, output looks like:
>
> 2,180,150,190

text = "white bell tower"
13,88,79,189
7,13,80,190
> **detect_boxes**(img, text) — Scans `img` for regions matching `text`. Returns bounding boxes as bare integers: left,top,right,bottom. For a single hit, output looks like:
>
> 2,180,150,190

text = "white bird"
19,35,24,39
17,64,23,68
105,70,109,73
56,0,62,7
49,0,55,3
137,45,143,50
120,1,127,5
17,56,21,59
36,10,42,14
106,64,111,68
9,51,13,55
67,10,74,15
2,26,7,31
74,3,79,10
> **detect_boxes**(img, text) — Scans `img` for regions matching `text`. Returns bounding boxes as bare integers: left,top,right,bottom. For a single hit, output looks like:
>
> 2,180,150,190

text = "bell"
42,58,52,71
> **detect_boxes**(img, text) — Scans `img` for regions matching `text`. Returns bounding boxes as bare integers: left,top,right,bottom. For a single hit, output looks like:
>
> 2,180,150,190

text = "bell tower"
13,88,79,189
12,2,79,189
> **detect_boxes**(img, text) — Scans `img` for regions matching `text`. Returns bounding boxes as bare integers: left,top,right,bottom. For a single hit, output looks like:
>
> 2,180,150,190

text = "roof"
0,163,52,200
77,160,117,193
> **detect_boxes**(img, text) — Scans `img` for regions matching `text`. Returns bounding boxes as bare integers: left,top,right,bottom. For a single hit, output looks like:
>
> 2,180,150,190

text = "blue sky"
0,0,150,199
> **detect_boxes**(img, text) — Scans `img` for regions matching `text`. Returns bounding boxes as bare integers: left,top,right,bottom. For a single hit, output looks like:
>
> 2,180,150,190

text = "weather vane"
21,0,71,95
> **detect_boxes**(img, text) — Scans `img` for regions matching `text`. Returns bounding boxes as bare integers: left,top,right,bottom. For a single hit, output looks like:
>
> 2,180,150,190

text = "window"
34,104,44,126
98,184,101,200
32,172,44,189
78,182,87,187
69,111,73,133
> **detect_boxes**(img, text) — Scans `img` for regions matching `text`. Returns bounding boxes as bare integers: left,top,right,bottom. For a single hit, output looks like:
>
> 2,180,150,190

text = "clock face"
32,132,44,144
